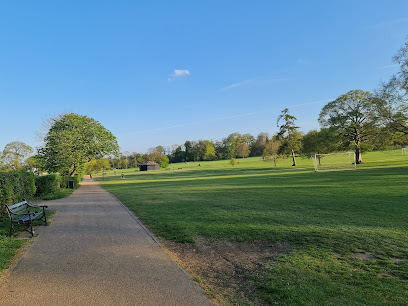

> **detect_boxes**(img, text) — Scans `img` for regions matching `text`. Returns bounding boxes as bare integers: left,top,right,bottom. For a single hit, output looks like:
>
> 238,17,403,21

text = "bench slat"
9,206,28,215
13,212,43,223
8,201,28,210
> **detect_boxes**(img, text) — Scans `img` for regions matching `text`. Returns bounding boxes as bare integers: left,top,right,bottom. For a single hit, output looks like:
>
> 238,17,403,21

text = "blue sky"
1,1,407,153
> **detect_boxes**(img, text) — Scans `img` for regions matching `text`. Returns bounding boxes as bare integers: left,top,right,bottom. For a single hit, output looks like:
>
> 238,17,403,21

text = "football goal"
313,152,356,172
402,147,408,155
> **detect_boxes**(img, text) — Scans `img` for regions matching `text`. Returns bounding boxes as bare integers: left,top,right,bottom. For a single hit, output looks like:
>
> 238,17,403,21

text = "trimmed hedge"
35,174,61,197
0,171,36,207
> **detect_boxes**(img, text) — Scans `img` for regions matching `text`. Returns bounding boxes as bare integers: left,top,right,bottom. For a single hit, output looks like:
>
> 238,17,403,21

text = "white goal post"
402,148,408,155
313,152,356,172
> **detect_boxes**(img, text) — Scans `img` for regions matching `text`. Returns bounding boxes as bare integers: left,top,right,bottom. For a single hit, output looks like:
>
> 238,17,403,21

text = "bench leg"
24,220,34,237
9,223,14,237
42,208,47,226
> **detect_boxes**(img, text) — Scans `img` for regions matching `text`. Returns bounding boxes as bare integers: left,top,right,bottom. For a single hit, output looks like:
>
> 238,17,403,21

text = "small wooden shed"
139,161,160,171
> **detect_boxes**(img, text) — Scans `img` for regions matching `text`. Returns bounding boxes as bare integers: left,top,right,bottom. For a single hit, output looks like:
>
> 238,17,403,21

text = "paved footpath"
0,178,212,306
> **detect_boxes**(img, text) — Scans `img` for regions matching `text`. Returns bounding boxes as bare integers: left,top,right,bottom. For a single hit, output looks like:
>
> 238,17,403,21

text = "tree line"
113,40,408,167
1,39,408,174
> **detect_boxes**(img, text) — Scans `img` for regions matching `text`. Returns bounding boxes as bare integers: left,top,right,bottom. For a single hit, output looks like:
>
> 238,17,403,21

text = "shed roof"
141,161,159,166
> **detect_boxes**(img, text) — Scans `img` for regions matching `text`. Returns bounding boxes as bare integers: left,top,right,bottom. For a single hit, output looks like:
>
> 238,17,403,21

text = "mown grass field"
98,150,408,304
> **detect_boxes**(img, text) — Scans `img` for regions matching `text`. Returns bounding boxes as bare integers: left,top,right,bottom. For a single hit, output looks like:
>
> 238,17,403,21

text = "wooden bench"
5,200,48,237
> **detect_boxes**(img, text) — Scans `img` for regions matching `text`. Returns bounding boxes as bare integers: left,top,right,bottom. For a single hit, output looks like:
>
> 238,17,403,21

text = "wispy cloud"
377,64,399,69
263,77,296,84
218,77,295,92
122,98,331,137
218,79,255,92
365,17,408,30
168,69,190,81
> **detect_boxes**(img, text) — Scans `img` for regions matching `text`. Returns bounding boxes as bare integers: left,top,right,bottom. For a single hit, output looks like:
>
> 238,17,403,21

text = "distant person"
121,172,124,179
90,174,92,179
114,170,116,175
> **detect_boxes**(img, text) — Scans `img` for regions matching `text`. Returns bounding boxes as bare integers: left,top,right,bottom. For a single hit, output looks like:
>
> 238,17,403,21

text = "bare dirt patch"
352,252,377,261
161,237,290,305
391,258,408,264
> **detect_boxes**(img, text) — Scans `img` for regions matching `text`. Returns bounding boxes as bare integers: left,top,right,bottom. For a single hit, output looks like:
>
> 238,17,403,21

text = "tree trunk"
291,149,296,166
355,147,363,164
70,164,77,177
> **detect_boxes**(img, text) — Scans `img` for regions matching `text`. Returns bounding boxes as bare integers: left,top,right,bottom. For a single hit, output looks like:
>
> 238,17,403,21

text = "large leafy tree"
318,90,378,164
277,108,302,166
1,141,33,170
250,132,269,156
38,113,119,177
376,39,408,136
302,128,344,155
236,143,250,158
263,137,282,166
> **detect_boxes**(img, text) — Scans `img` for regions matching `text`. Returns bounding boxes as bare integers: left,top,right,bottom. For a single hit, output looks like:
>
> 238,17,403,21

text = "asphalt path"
0,178,212,306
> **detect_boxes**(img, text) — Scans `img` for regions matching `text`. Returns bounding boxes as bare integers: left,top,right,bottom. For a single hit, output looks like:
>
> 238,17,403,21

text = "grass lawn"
97,150,408,304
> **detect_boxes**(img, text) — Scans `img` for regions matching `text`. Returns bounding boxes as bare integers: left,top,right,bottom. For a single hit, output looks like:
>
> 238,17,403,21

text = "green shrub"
0,171,36,208
74,173,83,186
35,174,61,197
60,175,70,188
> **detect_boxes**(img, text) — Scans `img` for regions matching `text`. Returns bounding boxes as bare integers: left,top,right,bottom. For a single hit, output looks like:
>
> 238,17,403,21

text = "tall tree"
202,140,216,161
222,133,243,159
184,141,194,161
38,113,119,177
376,39,408,136
250,132,269,156
277,108,302,166
318,90,378,164
263,138,281,166
2,141,33,170
236,143,250,158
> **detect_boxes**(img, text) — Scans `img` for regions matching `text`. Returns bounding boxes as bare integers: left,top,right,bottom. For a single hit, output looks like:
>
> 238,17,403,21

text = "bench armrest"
26,203,48,209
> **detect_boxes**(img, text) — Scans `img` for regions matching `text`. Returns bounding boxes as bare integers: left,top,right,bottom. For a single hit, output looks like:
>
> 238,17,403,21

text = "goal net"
313,152,356,172
402,148,408,155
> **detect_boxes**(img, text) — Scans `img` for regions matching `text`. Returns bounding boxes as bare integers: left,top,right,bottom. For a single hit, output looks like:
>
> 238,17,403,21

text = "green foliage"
277,108,302,165
376,39,408,136
1,141,33,170
250,132,269,157
236,143,250,158
86,158,110,174
0,171,36,207
38,113,119,177
74,173,83,186
147,147,170,168
319,90,379,163
263,138,282,166
0,171,35,206
159,155,169,168
35,174,61,197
